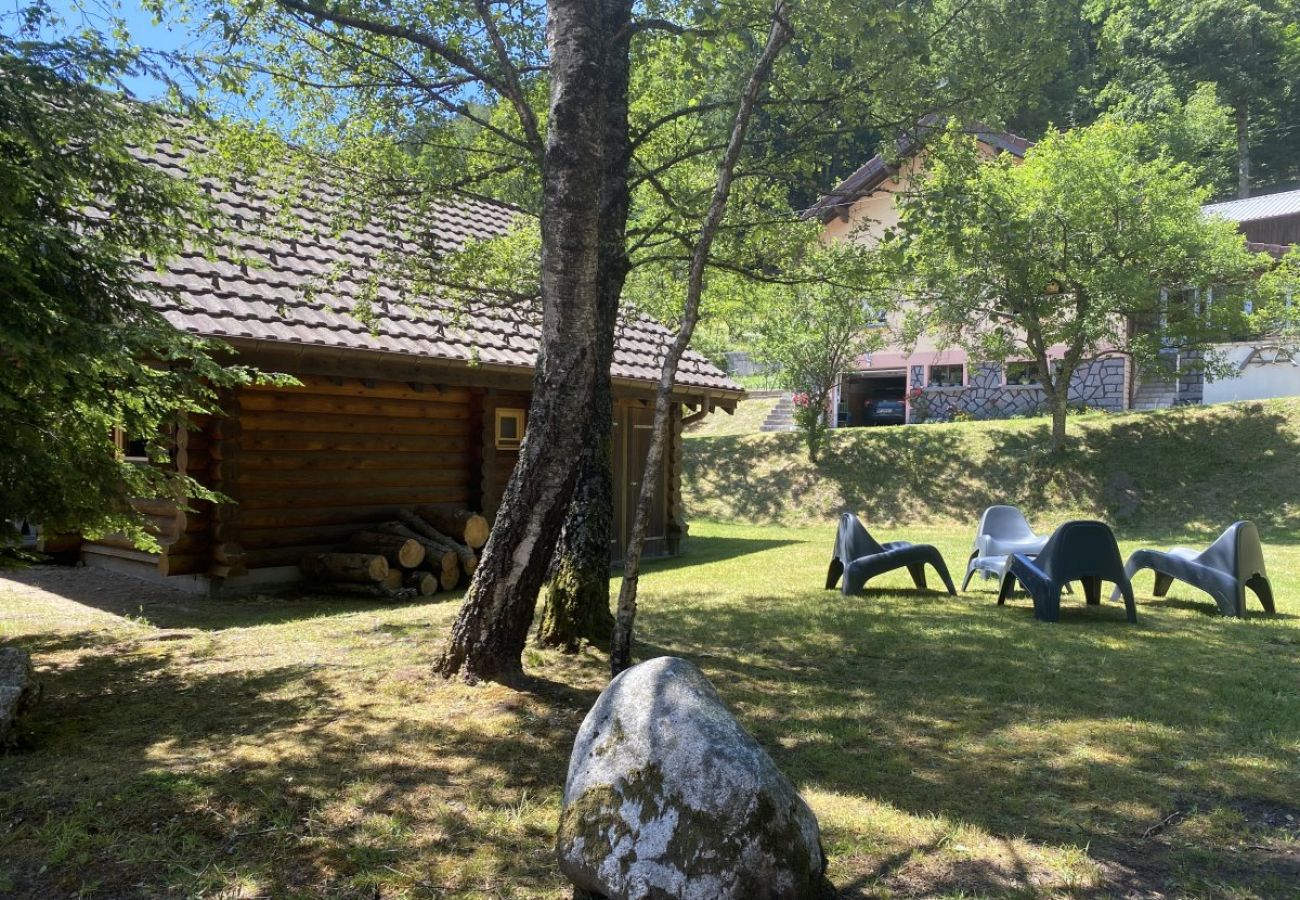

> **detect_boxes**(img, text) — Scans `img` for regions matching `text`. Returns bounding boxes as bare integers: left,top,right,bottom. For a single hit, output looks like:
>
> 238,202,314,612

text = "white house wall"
1203,343,1300,404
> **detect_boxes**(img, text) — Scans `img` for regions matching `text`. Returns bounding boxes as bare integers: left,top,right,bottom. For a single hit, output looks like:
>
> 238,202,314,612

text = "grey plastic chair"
998,520,1137,623
962,505,1049,590
1114,521,1275,618
826,513,956,596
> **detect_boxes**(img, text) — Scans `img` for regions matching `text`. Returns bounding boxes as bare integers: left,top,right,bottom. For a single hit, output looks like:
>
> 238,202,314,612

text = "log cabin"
80,142,743,594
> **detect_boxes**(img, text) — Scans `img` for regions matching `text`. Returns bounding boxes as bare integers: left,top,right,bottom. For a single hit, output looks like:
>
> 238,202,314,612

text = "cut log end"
301,552,388,583
347,532,426,569
414,506,490,550
405,570,438,596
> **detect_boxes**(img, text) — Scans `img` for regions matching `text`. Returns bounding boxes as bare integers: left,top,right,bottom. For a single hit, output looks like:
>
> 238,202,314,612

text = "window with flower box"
927,364,964,387
1004,361,1041,386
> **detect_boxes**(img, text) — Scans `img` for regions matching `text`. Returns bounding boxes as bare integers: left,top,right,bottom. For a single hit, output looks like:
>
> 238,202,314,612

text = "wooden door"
623,405,667,557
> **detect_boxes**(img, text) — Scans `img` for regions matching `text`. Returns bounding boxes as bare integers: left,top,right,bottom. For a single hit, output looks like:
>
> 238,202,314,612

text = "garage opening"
838,371,908,427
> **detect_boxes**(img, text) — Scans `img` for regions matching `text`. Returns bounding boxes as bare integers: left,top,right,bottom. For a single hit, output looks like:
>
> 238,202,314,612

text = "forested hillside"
791,0,1300,209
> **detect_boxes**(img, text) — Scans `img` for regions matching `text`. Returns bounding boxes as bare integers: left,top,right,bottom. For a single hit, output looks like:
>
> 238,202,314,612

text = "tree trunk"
1049,392,1068,453
1236,102,1250,199
610,0,792,675
434,0,612,684
537,0,632,653
537,445,616,651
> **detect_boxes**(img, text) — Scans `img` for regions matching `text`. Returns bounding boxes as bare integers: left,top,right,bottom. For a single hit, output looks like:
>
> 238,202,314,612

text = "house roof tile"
136,138,742,396
801,115,1032,223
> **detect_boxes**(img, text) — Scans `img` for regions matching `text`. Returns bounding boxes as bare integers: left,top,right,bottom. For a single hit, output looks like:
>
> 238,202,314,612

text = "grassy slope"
685,398,1300,540
685,395,780,438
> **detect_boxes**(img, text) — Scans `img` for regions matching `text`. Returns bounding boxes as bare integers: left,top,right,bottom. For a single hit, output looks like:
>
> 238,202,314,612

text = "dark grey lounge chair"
826,513,957,596
1113,521,1275,618
962,505,1050,590
998,520,1137,623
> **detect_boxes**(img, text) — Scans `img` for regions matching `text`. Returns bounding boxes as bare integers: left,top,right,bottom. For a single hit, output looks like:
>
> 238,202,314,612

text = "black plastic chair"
1114,521,1275,618
825,513,956,596
998,520,1137,623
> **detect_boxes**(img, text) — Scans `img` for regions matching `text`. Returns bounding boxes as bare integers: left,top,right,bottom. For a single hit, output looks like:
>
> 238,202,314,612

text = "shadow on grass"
629,534,799,575
632,583,1300,897
0,637,596,898
685,401,1300,542
0,564,460,632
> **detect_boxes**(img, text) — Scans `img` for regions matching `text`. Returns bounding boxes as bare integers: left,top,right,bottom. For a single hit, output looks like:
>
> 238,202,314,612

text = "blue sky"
10,0,292,123
14,0,222,99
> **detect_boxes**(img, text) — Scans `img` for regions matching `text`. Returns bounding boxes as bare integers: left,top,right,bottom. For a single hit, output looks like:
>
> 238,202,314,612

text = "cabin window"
112,428,150,462
928,364,964,387
1004,361,1041,386
494,408,526,450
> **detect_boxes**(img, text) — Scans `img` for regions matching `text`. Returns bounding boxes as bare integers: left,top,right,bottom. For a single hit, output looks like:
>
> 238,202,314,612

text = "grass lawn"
3,520,1299,898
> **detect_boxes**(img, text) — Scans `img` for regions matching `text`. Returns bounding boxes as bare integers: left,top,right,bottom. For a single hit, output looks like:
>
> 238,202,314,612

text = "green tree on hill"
889,120,1262,452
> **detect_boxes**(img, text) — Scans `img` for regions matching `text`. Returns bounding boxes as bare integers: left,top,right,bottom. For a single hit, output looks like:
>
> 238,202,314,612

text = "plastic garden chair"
825,513,957,596
997,520,1137,623
1114,521,1275,618
962,505,1050,590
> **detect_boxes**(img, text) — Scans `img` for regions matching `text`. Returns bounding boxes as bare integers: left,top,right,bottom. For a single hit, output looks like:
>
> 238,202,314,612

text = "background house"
1197,189,1300,405
808,125,1299,426
802,121,1131,426
80,140,742,594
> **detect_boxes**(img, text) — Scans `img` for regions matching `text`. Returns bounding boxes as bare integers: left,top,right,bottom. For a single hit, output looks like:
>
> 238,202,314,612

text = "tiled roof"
1203,188,1300,224
801,116,1032,223
136,141,742,395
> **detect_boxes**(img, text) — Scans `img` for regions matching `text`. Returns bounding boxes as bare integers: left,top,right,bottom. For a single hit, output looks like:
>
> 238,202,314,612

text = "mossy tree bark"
538,441,616,651
537,0,632,653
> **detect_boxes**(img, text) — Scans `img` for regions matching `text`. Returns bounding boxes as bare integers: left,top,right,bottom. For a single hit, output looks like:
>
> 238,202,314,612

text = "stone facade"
909,357,1128,423
1177,350,1205,405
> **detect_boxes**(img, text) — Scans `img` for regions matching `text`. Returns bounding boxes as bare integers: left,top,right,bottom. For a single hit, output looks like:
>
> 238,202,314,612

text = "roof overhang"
219,336,745,410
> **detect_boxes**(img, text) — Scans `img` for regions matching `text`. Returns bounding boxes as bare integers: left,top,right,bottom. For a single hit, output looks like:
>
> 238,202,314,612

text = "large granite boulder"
557,656,826,899
0,647,40,750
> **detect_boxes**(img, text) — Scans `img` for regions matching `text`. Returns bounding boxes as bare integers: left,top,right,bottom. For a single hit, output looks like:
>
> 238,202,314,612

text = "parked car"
863,398,906,426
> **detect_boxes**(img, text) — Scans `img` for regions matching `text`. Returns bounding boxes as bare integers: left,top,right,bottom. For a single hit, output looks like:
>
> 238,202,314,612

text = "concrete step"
759,393,798,432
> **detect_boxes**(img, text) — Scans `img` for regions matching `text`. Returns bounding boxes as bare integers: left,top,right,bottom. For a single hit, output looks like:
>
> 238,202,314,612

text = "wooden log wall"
232,375,476,570
479,389,530,521
81,416,214,578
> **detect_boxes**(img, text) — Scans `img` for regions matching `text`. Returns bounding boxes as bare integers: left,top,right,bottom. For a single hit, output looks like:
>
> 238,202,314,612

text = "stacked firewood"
300,506,490,600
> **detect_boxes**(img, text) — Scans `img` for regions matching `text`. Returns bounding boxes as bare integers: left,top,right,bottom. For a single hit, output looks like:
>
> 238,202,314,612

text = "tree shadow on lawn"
631,533,799,575
636,585,1300,897
685,402,1300,542
0,634,596,899
0,564,461,632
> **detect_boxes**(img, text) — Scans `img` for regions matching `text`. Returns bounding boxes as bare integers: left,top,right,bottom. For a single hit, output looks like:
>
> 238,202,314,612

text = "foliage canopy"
889,120,1264,449
0,26,258,549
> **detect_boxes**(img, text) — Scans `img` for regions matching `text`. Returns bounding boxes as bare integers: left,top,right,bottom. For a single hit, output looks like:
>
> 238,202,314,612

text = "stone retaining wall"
909,357,1128,423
